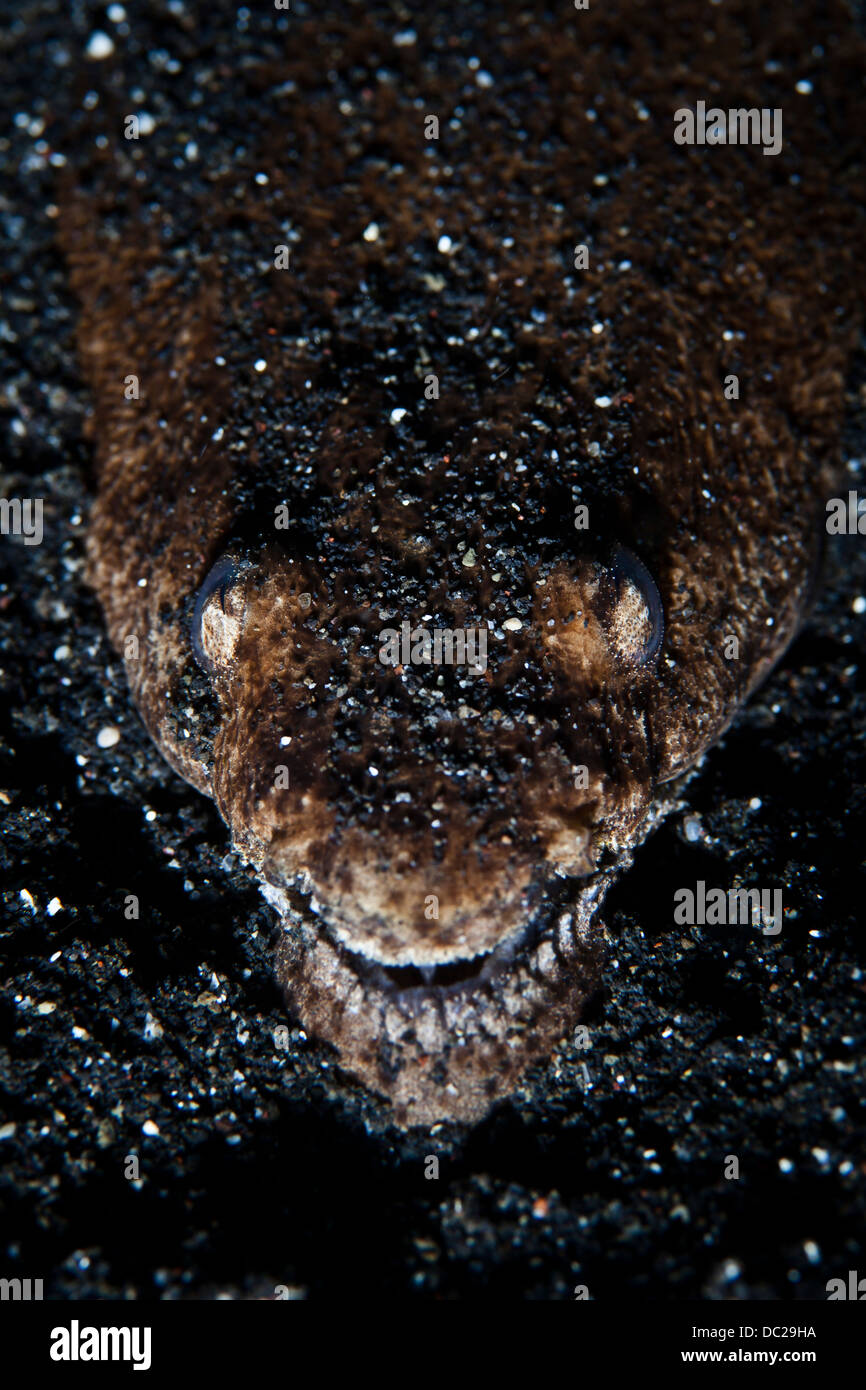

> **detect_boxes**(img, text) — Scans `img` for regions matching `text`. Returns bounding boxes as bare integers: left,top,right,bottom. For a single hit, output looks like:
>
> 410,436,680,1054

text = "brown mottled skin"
58,1,866,1124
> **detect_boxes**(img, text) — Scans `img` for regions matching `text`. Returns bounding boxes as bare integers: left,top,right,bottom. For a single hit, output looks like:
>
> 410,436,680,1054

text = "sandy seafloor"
1,1,865,1300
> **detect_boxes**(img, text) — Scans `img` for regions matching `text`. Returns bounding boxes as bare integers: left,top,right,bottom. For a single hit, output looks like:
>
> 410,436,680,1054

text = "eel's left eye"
607,545,664,665
191,555,252,672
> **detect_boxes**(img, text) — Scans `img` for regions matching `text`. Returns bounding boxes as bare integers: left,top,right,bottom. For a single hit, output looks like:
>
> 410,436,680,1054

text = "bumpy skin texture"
59,1,865,1124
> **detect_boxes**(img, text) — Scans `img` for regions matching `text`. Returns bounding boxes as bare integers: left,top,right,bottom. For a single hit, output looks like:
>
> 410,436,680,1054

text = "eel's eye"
606,545,664,665
191,555,252,672
538,544,664,682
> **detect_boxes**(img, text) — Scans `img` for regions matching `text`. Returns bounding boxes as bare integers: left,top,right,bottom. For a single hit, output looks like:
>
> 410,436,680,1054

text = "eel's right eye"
191,555,252,673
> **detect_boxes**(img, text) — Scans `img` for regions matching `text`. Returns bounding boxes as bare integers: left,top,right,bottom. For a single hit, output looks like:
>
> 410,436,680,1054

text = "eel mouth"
261,795,681,1128
267,864,613,1127
322,910,537,1003
257,803,680,1125
262,867,599,1006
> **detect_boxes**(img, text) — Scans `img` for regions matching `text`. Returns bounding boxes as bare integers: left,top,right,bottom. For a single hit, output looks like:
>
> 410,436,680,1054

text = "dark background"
1,0,865,1299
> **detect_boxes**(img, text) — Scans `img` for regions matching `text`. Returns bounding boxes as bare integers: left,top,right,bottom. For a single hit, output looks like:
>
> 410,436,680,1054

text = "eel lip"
260,872,576,1004
330,917,532,1001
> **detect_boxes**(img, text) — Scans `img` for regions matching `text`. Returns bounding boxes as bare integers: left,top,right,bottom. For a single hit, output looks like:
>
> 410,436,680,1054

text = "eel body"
58,1,866,1124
